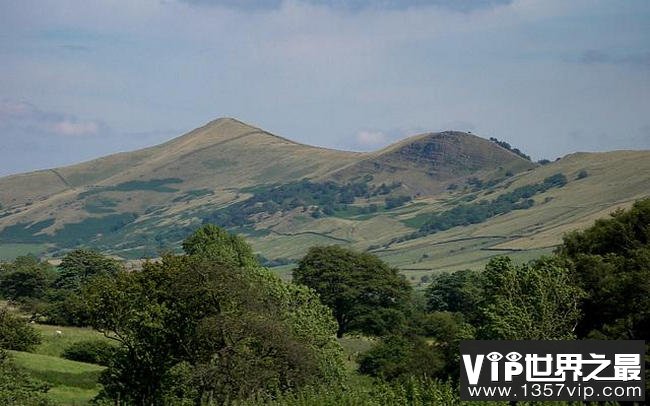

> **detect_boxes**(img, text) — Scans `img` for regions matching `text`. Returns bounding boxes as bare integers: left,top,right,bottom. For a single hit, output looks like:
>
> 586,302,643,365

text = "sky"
0,0,649,176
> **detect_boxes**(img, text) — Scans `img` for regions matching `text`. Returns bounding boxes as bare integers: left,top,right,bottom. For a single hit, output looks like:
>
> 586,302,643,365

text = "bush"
0,308,41,352
576,169,588,179
358,335,445,381
62,340,117,366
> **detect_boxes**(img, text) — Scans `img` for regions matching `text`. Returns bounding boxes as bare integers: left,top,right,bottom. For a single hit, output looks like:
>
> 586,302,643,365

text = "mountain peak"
329,130,536,194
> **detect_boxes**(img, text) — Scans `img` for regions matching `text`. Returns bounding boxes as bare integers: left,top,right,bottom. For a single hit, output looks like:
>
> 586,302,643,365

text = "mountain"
1,118,649,279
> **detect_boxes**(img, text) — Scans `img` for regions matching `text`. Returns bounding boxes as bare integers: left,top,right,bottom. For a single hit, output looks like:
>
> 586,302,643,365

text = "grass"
268,263,295,281
9,351,105,405
33,324,114,357
3,323,113,405
0,243,48,260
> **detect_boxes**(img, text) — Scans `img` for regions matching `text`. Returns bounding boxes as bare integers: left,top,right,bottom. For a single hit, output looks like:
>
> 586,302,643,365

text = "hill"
1,118,648,276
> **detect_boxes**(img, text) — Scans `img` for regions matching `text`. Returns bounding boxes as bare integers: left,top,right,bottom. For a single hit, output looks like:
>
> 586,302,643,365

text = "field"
10,350,105,405
0,243,48,260
8,324,111,405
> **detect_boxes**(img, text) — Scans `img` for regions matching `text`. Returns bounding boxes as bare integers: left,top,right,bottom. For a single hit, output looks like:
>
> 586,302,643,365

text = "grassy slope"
0,243,48,260
0,118,360,240
9,324,112,405
10,350,104,405
0,118,648,275
246,150,650,275
368,150,650,273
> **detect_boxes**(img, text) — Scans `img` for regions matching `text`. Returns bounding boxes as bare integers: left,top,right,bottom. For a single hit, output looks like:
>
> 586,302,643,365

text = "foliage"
0,220,55,244
358,335,445,381
182,224,259,267
558,198,650,340
0,350,56,406
0,308,41,351
426,269,483,323
0,255,54,301
0,214,137,247
82,224,344,405
404,173,568,240
61,340,116,366
488,136,531,160
294,246,412,338
54,249,122,291
78,178,183,199
233,376,498,406
83,197,119,214
384,195,412,210
479,256,583,340
44,249,122,326
202,179,400,228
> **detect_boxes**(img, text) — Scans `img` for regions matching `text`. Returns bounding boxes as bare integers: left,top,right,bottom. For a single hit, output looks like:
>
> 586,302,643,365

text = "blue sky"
0,0,649,176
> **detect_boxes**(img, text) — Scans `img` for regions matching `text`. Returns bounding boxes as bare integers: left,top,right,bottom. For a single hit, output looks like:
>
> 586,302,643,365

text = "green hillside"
1,118,648,274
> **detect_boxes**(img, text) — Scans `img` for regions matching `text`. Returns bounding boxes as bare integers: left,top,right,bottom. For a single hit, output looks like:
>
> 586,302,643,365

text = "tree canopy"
558,198,650,340
81,224,344,405
294,246,412,338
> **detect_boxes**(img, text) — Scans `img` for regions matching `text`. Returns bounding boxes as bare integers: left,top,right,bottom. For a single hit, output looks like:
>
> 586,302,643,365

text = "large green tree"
0,255,53,301
44,249,122,326
82,225,343,405
0,308,41,352
558,198,650,340
479,256,583,340
294,246,412,338
54,249,122,291
425,269,483,323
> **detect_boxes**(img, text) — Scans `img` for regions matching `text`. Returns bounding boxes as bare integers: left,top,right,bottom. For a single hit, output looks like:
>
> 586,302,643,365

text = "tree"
82,225,343,405
425,269,483,323
54,249,122,291
358,335,445,381
0,308,41,352
294,246,412,338
418,311,475,380
182,224,258,268
0,256,52,301
557,198,650,340
479,256,583,340
43,249,122,326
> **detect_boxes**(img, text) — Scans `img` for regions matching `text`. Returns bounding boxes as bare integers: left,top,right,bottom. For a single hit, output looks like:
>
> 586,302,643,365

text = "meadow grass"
33,323,113,357
0,243,48,260
9,350,105,405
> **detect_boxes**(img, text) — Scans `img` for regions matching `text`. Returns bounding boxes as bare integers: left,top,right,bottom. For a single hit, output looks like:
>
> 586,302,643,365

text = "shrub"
358,335,445,381
62,340,117,366
576,169,589,179
0,308,41,352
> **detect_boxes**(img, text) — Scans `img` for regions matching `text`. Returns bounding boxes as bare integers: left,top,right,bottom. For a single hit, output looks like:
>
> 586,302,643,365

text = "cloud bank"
0,0,648,174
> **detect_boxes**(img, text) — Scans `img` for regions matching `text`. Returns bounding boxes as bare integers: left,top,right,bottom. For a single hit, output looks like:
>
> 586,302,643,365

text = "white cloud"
355,130,388,147
51,119,99,136
0,99,105,138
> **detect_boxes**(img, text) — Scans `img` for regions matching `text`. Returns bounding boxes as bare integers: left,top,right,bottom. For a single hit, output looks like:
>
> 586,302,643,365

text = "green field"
0,243,48,260
33,324,113,357
9,351,104,405
5,324,113,405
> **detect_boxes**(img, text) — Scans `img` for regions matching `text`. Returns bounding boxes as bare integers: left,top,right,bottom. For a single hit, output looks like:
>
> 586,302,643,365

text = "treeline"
488,136,531,160
400,173,567,241
202,178,403,227
1,199,648,404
